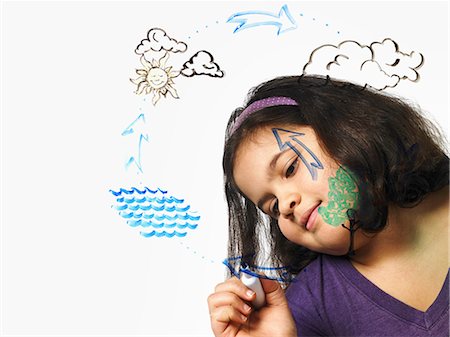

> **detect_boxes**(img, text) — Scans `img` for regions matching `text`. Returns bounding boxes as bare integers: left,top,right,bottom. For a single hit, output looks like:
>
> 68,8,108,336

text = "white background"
1,1,448,336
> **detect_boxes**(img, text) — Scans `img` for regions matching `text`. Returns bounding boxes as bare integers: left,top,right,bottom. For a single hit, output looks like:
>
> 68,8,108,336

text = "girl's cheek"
318,166,360,227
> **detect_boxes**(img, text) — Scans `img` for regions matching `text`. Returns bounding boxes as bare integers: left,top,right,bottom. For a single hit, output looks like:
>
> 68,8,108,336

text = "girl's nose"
278,192,301,217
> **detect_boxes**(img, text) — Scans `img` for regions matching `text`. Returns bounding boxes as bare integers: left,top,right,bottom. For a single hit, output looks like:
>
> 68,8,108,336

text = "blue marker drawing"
122,114,149,173
223,255,294,283
227,4,297,35
109,187,200,238
272,128,324,180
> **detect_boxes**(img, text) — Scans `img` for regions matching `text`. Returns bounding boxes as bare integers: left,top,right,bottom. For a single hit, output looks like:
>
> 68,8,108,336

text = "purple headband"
230,96,298,134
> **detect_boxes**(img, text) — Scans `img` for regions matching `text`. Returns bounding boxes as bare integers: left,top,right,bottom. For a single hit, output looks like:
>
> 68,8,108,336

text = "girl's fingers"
214,277,256,302
208,292,252,316
208,277,256,332
210,304,249,325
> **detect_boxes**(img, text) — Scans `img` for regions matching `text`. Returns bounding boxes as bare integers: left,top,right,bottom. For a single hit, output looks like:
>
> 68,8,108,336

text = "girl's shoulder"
285,254,450,336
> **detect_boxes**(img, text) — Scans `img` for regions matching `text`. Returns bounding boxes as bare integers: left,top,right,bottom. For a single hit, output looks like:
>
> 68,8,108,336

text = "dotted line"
186,11,342,38
299,12,341,35
188,20,221,39
179,241,217,264
174,8,342,266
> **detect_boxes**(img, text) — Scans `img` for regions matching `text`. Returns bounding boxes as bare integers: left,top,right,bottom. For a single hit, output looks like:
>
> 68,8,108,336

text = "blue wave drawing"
117,196,185,204
140,231,187,238
109,187,200,238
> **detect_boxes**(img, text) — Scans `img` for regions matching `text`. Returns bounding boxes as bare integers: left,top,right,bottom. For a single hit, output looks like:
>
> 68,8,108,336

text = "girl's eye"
271,200,280,219
286,157,299,178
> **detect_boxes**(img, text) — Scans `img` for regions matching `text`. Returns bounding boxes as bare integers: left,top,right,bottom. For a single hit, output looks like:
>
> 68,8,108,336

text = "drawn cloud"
181,50,224,78
135,28,187,55
370,39,423,81
303,38,423,90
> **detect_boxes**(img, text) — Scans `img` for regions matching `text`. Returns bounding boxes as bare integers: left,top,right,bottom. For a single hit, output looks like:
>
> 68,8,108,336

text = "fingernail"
243,304,252,312
246,290,255,298
241,314,247,322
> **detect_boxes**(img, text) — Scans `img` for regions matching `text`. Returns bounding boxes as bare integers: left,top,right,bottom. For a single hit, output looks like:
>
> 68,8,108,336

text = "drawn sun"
131,52,180,105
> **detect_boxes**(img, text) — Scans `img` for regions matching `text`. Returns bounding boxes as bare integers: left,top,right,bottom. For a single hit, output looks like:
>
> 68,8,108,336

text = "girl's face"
233,125,360,255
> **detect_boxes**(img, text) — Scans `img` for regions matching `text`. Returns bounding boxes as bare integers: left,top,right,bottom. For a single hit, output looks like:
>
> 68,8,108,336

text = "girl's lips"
305,204,320,231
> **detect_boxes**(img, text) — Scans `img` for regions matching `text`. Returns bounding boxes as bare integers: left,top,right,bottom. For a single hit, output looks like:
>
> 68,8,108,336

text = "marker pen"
240,271,266,310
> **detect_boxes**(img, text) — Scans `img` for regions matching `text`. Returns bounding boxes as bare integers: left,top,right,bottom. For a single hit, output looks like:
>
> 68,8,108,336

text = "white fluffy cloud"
370,39,423,81
135,28,187,55
303,38,423,90
181,51,224,78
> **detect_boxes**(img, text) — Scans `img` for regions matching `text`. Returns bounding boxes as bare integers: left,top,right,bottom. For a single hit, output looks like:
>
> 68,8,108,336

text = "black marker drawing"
131,28,224,105
180,50,224,78
303,38,423,90
135,27,188,56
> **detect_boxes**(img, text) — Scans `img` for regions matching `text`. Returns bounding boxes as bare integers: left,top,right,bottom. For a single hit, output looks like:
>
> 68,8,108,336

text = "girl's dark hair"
223,75,449,282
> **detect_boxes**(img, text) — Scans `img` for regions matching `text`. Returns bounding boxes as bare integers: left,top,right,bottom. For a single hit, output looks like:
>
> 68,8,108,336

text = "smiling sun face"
147,67,169,89
131,52,180,105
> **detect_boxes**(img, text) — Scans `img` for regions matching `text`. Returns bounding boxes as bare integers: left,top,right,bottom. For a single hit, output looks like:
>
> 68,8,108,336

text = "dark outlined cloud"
135,28,187,55
180,51,224,78
303,38,423,90
370,39,423,81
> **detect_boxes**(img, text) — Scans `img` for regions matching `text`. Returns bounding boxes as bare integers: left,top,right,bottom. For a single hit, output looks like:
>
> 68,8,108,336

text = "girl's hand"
207,276,297,337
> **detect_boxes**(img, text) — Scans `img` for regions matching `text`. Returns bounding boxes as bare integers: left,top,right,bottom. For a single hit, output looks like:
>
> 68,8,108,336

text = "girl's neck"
351,185,449,268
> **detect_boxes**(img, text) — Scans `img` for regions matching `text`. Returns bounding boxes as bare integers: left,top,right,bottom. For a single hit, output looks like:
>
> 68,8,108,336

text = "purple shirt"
286,254,449,336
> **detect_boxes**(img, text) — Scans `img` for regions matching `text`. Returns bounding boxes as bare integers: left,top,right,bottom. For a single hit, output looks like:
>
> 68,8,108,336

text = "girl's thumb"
260,278,288,306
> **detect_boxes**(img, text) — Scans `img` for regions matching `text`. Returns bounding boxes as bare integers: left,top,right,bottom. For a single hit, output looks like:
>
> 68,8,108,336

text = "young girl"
207,75,449,337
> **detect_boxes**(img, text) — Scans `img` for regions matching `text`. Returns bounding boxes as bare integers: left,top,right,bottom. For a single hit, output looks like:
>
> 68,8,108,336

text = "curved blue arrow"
272,128,323,180
227,4,297,35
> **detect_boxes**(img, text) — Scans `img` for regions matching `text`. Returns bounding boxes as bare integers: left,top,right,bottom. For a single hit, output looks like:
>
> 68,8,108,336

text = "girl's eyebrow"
269,148,291,170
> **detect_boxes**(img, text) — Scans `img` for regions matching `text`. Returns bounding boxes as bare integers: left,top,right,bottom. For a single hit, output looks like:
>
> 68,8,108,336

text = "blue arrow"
272,128,323,180
124,133,149,173
122,113,145,136
227,4,297,35
122,113,149,173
